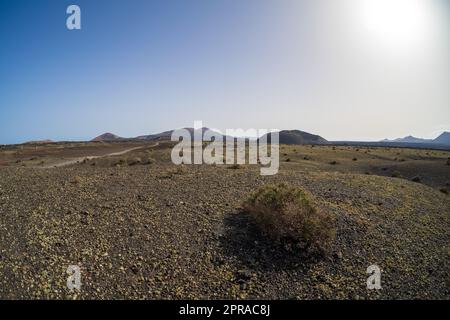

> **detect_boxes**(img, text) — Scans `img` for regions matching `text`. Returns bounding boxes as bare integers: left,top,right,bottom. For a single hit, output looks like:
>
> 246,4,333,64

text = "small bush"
329,161,338,165
285,158,291,162
411,176,421,183
228,164,241,169
352,158,357,161
115,159,127,167
446,159,450,166
439,188,448,195
141,157,153,165
242,183,335,253
71,176,83,184
128,157,142,166
391,171,401,178
159,165,188,178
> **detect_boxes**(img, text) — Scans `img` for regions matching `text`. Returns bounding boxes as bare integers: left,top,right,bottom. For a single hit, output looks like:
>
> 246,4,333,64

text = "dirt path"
42,143,158,168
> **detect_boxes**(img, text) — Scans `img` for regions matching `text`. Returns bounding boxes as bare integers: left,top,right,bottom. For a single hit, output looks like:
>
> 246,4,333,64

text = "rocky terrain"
0,142,448,299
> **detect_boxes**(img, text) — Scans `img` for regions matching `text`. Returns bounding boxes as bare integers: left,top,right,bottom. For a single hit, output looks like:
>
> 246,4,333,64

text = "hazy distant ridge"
382,132,450,145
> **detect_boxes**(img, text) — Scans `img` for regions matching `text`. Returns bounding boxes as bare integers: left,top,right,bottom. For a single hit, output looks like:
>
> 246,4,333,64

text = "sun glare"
358,0,433,53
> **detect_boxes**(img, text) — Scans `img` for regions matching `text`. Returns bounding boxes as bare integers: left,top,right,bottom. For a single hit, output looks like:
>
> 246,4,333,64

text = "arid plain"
0,141,449,299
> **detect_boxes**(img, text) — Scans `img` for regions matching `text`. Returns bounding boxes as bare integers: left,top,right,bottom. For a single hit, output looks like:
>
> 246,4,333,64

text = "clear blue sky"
1,0,449,144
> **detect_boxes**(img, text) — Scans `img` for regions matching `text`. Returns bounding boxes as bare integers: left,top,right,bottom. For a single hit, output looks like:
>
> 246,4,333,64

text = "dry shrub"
159,165,188,178
71,176,83,184
243,183,335,253
391,171,401,178
411,176,421,183
228,164,241,169
127,157,142,166
115,159,127,167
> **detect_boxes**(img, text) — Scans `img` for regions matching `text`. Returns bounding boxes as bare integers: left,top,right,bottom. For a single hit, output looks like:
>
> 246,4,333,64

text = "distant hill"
382,136,432,143
136,130,173,141
137,127,229,141
24,139,53,144
433,132,450,145
382,132,450,145
91,133,124,142
259,130,328,145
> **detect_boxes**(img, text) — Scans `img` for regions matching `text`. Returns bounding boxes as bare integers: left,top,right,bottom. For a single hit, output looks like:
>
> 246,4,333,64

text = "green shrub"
242,183,335,253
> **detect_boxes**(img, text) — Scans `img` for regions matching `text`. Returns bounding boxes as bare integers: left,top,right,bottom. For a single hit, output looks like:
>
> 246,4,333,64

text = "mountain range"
92,128,329,145
90,129,450,147
382,132,450,145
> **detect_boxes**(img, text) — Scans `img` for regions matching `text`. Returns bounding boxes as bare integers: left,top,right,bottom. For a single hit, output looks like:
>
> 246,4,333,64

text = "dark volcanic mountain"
259,130,328,145
91,133,123,142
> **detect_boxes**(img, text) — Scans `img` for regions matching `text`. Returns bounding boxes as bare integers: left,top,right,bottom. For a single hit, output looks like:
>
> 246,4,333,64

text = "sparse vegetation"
0,141,449,299
243,183,335,253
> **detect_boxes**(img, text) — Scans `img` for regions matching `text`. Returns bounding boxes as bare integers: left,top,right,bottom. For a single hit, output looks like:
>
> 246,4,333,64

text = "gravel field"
0,143,449,299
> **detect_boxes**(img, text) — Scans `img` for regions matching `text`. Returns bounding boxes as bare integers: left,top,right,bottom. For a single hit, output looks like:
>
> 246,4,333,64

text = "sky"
0,0,449,144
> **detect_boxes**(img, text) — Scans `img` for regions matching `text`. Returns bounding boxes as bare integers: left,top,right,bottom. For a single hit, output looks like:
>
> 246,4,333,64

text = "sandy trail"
42,143,158,168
